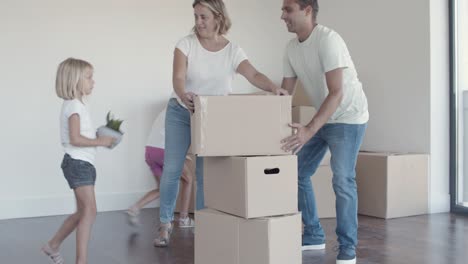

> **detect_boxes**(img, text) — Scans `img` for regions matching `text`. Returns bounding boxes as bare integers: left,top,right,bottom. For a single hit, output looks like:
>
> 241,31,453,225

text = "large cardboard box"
356,152,429,219
191,95,292,156
312,166,336,218
204,155,298,218
292,105,316,125
195,209,301,264
292,81,313,107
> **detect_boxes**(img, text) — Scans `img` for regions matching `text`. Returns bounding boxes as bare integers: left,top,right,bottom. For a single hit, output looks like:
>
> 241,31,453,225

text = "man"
280,1,369,263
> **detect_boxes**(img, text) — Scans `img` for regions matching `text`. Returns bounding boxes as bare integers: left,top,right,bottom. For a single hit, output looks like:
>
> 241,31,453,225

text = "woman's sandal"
153,223,173,247
41,243,64,264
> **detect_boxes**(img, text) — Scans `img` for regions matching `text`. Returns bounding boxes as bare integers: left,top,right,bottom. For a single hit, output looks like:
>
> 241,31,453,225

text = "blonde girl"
41,58,115,264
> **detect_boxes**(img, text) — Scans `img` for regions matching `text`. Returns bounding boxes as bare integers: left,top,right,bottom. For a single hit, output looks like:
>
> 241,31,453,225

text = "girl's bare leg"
47,202,81,250
74,185,97,264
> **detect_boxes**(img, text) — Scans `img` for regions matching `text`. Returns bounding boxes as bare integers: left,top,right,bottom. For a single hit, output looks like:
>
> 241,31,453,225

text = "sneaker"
126,209,140,226
336,246,356,264
336,252,356,264
302,242,326,251
302,226,326,251
178,217,195,228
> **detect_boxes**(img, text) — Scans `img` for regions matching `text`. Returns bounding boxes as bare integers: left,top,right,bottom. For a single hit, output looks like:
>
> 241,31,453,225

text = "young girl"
41,58,115,264
126,106,195,228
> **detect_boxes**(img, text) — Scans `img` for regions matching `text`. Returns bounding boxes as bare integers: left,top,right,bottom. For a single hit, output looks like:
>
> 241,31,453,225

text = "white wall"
0,0,290,220
320,1,431,153
318,0,449,213
0,0,451,220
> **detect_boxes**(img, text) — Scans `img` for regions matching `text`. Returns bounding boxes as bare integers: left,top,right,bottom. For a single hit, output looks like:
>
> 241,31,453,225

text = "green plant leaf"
105,111,124,132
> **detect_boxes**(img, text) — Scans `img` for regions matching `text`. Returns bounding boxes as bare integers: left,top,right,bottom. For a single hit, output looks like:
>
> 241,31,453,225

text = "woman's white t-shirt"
60,99,97,164
172,34,248,103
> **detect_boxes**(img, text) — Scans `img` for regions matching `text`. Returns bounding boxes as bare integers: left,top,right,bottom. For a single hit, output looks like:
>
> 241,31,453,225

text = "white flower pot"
97,126,123,149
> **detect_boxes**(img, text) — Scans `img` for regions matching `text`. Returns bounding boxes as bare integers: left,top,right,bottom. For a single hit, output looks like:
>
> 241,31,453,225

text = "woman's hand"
181,92,196,113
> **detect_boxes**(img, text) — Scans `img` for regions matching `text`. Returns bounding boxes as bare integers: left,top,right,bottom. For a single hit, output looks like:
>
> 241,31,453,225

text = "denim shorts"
61,154,96,189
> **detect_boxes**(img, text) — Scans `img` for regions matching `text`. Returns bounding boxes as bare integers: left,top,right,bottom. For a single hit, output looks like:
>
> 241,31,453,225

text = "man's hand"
281,123,316,154
272,86,289,96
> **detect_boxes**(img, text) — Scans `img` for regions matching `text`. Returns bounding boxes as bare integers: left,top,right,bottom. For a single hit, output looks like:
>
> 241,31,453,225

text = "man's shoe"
336,251,356,264
302,242,326,251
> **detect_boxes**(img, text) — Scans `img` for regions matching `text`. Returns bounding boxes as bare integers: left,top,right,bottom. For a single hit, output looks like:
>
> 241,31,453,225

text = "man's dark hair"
296,0,319,20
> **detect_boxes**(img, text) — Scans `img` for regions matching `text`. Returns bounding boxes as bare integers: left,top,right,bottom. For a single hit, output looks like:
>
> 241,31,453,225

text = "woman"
154,0,288,247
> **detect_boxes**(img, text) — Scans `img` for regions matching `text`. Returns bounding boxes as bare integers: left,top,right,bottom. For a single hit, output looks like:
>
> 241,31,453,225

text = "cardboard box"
195,209,301,264
292,105,317,125
356,152,429,219
311,166,336,218
292,81,313,107
292,105,330,166
191,95,292,156
204,155,298,218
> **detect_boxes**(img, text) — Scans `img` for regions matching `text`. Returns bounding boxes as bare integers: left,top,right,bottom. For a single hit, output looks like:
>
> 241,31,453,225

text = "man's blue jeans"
299,123,367,253
159,98,205,224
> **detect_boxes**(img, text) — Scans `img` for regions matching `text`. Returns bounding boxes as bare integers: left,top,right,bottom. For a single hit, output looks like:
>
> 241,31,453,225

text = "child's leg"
74,185,97,264
42,201,80,263
129,146,163,212
127,189,159,226
47,201,81,250
178,159,193,219
129,188,160,212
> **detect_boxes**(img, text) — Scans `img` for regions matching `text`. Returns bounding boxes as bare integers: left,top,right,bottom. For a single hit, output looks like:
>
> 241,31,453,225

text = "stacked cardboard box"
191,94,301,264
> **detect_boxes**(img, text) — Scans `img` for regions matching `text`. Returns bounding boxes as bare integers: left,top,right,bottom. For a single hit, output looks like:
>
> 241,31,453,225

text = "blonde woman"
42,58,115,264
154,0,288,247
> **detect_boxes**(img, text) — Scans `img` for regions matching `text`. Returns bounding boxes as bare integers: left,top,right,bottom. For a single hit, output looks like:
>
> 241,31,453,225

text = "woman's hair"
192,0,232,35
55,58,93,100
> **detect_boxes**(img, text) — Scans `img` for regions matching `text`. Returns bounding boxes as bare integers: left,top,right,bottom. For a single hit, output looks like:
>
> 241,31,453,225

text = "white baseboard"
0,191,160,220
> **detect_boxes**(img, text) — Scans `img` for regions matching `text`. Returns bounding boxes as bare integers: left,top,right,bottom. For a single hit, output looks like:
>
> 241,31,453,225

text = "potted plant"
97,111,124,149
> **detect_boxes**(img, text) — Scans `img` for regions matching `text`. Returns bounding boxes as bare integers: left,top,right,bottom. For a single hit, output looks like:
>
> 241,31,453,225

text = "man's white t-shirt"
284,24,369,124
172,34,248,104
60,99,97,164
146,107,166,149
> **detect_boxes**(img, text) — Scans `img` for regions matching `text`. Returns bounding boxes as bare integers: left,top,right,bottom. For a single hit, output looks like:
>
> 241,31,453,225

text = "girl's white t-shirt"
172,34,248,104
60,99,97,164
146,107,166,149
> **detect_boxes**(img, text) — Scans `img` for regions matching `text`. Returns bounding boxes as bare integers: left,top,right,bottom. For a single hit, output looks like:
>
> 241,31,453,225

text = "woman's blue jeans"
159,98,205,224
